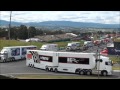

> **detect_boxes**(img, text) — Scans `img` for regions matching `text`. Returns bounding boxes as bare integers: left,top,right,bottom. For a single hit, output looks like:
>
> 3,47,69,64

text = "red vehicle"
93,40,101,46
100,49,108,56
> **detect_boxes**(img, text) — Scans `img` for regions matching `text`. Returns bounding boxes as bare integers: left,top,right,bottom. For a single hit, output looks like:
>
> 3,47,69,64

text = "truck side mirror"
100,59,103,62
95,59,103,62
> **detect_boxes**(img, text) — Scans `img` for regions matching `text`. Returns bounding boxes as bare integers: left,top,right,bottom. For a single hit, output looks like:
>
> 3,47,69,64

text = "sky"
0,11,120,24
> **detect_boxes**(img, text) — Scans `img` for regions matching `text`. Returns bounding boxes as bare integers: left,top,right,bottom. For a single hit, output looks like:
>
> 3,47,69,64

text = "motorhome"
26,50,112,76
0,45,37,62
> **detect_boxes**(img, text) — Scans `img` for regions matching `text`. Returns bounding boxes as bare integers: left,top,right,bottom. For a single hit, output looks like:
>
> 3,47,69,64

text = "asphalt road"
0,60,120,79
0,42,120,79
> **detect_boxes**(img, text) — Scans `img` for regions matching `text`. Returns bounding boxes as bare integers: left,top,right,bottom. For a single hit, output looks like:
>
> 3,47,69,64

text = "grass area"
0,40,84,50
0,40,44,49
109,56,120,64
112,67,120,70
109,56,120,70
13,74,116,79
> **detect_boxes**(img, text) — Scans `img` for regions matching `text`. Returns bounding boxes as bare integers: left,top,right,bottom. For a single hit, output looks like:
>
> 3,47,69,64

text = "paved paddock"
0,60,120,79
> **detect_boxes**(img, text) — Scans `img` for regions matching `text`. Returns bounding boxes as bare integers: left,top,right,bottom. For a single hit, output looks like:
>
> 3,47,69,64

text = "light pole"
8,11,12,40
119,11,120,78
96,49,101,79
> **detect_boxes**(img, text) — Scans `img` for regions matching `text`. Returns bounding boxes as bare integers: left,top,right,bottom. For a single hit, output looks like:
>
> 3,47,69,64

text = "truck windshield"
0,53,6,55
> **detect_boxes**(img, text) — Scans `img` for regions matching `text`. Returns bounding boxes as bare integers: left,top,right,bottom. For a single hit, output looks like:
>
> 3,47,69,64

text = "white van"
40,44,58,51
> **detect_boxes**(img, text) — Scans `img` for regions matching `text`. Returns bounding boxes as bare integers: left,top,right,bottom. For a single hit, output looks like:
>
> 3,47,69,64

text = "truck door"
4,51,8,61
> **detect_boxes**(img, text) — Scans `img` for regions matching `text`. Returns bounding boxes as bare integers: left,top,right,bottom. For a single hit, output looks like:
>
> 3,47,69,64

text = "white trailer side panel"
54,52,96,73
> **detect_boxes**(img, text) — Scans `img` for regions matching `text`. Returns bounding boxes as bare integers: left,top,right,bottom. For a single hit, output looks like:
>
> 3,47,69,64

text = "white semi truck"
66,42,81,51
0,45,37,62
26,50,112,76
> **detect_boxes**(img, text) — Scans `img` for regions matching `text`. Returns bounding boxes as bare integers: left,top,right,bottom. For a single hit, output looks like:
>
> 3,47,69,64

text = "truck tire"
50,68,53,72
101,71,108,76
12,57,15,61
3,59,6,63
28,64,30,67
75,69,80,74
9,58,12,61
45,67,49,71
32,64,34,68
30,64,32,67
86,71,92,75
54,68,58,73
79,70,84,75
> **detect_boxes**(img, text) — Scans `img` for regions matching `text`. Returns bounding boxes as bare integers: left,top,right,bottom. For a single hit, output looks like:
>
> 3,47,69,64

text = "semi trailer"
26,50,112,76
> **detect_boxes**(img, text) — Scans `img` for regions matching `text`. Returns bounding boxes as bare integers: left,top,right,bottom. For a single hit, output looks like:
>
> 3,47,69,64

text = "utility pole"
119,11,120,79
98,52,100,79
8,11,12,40
96,49,101,79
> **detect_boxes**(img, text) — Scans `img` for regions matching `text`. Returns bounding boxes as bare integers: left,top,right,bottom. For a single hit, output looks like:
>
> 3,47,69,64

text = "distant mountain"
0,20,119,28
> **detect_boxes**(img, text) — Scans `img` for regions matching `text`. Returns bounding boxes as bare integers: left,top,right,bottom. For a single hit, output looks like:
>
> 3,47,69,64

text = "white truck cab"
0,45,37,62
66,42,80,51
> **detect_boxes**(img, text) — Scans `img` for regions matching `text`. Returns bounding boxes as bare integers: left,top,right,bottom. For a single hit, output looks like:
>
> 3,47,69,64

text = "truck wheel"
50,68,53,72
3,59,6,63
79,70,84,75
28,64,30,67
45,68,49,71
54,68,58,73
86,71,92,75
29,64,31,67
10,58,12,61
101,71,108,76
12,57,15,61
32,64,34,68
75,69,79,74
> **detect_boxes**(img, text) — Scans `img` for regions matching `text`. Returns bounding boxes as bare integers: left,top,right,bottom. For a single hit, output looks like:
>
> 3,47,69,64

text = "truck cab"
95,56,113,76
66,42,80,51
0,48,10,62
84,41,94,48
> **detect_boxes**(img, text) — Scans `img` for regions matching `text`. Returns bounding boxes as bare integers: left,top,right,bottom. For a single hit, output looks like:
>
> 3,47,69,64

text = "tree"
18,25,28,39
28,26,36,38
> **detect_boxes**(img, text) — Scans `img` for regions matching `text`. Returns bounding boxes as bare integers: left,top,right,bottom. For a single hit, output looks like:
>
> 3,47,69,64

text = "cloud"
0,11,119,24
